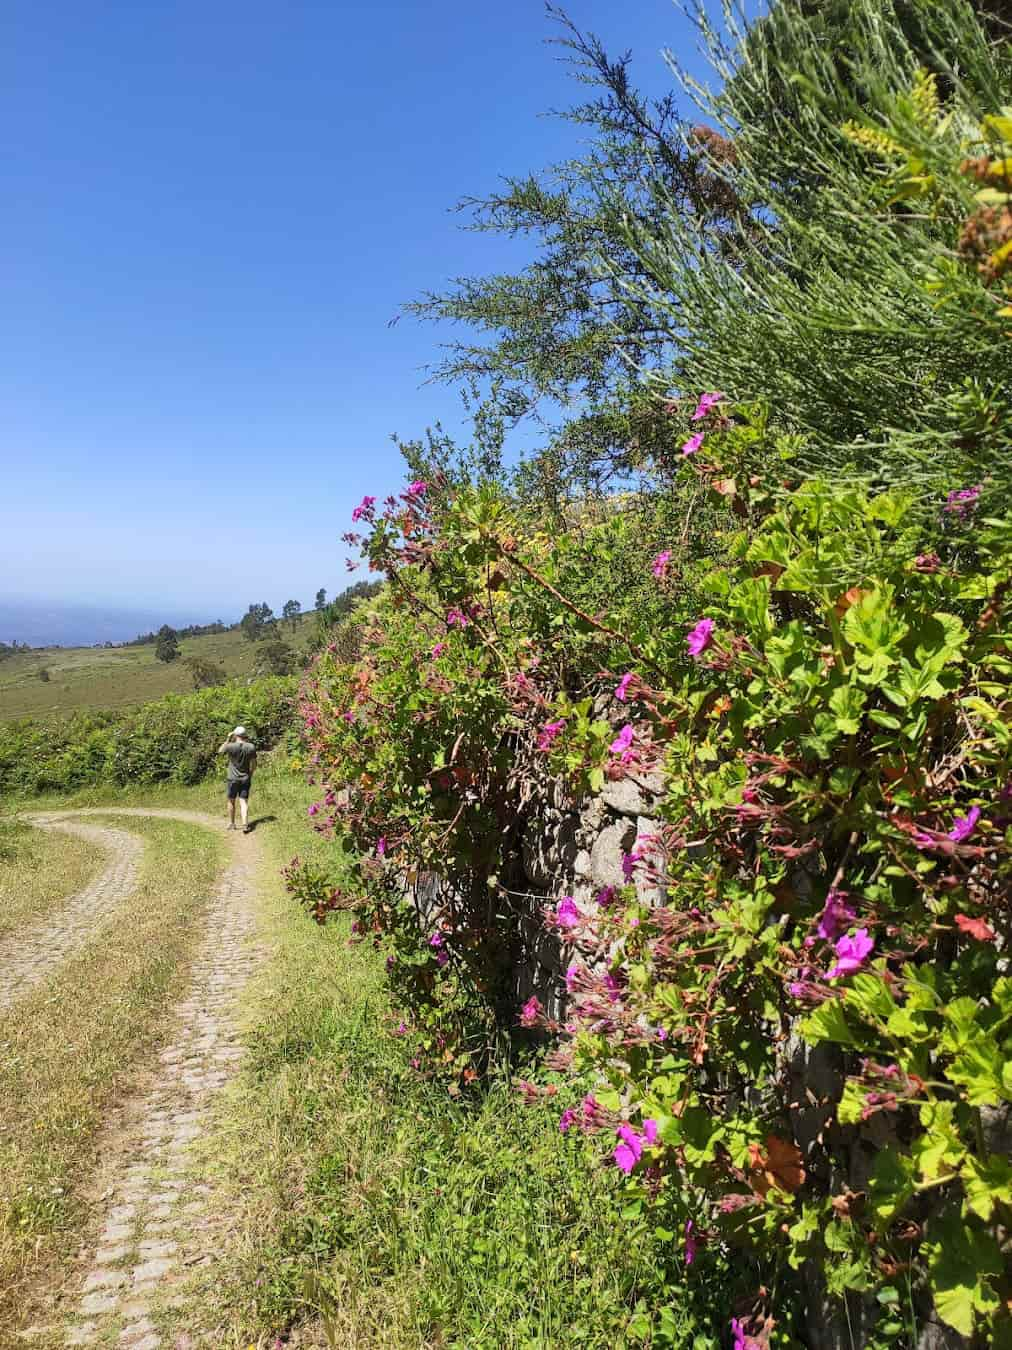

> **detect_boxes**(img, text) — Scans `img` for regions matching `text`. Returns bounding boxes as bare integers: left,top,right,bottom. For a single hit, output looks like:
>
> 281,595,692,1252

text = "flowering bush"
302,417,1010,1339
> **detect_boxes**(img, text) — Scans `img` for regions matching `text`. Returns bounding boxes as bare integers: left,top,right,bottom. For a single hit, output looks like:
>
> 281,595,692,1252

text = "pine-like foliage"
618,0,1012,499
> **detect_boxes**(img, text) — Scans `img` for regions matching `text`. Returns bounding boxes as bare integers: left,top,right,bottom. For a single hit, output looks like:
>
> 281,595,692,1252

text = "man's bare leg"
228,795,237,829
239,795,250,831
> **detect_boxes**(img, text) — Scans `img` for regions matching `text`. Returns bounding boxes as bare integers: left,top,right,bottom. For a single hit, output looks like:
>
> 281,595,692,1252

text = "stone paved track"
18,809,266,1349
0,820,144,1014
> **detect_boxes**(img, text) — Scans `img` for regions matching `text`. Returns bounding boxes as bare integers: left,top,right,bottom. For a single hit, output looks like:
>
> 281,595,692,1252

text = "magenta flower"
538,718,566,753
615,672,633,702
642,1118,659,1145
596,885,617,907
406,480,428,497
684,1218,697,1265
308,803,320,817
681,432,705,456
686,618,715,656
559,1108,577,1134
815,888,855,942
430,641,447,659
692,391,724,421
580,1094,601,1129
610,724,634,755
519,995,542,1027
652,550,672,579
621,849,642,882
565,963,581,993
394,1020,407,1035
828,928,874,980
376,836,387,856
613,1124,644,1174
948,806,980,842
350,494,376,522
943,484,981,517
446,608,470,628
555,896,580,929
342,710,355,724
731,1319,748,1350
429,932,444,948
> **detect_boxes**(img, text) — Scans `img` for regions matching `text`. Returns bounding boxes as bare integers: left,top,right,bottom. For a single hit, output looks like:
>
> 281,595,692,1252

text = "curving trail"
0,819,145,1014
15,808,267,1349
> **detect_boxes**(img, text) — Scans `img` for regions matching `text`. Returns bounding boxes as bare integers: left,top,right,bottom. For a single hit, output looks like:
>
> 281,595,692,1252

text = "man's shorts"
227,779,251,800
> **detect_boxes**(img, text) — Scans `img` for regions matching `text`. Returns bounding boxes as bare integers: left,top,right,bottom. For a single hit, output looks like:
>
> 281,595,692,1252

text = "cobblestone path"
0,820,144,1014
17,809,266,1349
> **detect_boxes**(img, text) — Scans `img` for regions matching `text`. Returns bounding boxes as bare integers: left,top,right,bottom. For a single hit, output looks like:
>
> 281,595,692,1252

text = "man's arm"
217,740,231,755
249,752,257,775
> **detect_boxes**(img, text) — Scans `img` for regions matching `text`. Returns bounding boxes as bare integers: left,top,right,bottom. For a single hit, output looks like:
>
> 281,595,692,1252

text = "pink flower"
351,494,376,522
621,849,642,882
538,718,566,753
684,1218,697,1265
555,896,580,929
692,391,724,421
308,803,320,817
681,432,704,456
407,480,428,497
446,608,470,628
686,618,715,656
815,888,855,942
565,963,581,993
613,1124,644,1174
642,1119,659,1145
731,1319,748,1350
943,484,981,517
519,995,542,1027
652,550,672,579
610,724,634,755
615,672,633,702
595,885,617,907
914,552,941,573
948,806,980,842
342,710,355,724
580,1094,601,1129
430,642,447,659
376,836,387,856
828,928,874,980
559,1108,577,1134
394,1020,407,1035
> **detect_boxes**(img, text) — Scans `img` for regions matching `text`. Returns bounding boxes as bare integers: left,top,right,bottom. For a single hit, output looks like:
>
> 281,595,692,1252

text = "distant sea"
0,599,223,649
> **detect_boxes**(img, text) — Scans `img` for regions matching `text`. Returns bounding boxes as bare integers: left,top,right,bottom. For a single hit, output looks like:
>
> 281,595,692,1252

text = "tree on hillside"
239,602,275,643
154,625,180,663
184,656,226,690
282,598,302,631
314,588,327,610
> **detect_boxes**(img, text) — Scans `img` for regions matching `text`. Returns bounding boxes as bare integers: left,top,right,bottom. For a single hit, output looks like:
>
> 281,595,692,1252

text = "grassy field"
0,614,318,723
0,813,226,1329
0,818,106,938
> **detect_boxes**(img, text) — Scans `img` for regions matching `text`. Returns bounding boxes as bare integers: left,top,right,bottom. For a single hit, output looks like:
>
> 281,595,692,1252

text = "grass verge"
0,817,107,938
181,767,723,1349
0,813,225,1330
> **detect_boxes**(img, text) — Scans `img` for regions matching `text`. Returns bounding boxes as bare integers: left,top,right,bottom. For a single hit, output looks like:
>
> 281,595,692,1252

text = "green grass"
0,814,226,1330
0,817,106,938
0,614,316,722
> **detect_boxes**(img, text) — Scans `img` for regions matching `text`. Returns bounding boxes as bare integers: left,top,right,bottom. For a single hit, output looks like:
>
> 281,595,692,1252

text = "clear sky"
2,1,722,632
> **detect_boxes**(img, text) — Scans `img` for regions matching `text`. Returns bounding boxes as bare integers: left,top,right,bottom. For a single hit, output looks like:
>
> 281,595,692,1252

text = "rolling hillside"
0,616,318,722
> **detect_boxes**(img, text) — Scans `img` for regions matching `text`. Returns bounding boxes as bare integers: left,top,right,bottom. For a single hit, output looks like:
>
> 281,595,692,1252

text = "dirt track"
16,809,266,1349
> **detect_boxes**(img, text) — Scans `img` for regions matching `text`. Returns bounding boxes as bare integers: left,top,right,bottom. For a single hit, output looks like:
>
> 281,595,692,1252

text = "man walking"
218,726,257,832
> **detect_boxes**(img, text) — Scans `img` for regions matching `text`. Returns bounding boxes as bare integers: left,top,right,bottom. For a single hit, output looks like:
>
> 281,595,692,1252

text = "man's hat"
232,726,246,737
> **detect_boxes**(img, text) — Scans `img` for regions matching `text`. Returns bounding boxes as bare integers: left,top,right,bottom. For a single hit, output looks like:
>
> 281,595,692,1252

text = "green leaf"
963,1154,1012,1221
842,588,908,656
829,681,867,734
800,999,857,1046
925,1210,1001,1336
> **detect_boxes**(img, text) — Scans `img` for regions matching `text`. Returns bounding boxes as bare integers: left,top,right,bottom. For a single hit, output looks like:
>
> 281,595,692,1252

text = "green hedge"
0,677,297,796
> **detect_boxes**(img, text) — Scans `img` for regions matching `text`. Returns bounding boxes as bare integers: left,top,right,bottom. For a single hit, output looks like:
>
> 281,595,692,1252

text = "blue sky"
2,1,723,633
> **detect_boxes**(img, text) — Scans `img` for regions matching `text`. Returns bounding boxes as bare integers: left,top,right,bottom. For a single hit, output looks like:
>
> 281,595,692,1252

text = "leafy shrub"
0,677,296,796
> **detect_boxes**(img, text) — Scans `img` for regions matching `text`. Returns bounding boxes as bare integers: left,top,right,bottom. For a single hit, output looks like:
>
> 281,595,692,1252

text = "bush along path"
17,809,267,1349
0,820,144,1013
